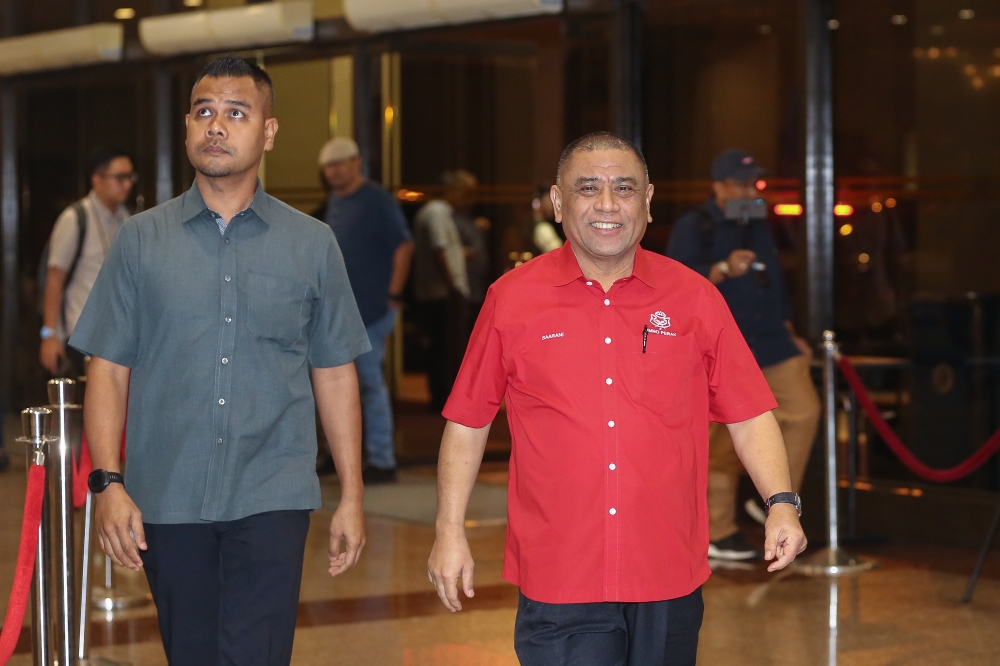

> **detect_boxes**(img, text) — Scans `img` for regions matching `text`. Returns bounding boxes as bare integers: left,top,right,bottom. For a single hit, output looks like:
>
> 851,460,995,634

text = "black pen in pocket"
642,325,648,353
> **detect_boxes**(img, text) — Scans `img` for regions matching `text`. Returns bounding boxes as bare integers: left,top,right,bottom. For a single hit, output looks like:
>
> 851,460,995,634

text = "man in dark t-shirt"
318,137,414,483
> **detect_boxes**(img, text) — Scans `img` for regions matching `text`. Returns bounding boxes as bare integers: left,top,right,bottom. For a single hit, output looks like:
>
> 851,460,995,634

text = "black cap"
711,149,769,182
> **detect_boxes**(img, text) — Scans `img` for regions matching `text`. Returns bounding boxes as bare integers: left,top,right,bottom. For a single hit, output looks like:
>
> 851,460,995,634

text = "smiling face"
185,75,278,180
552,148,654,267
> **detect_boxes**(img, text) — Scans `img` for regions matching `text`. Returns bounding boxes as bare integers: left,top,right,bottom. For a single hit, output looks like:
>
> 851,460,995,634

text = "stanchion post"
793,331,875,576
18,407,57,666
78,490,93,661
47,378,80,666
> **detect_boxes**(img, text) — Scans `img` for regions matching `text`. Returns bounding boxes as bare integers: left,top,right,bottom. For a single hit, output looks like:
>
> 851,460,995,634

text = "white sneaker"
744,498,768,526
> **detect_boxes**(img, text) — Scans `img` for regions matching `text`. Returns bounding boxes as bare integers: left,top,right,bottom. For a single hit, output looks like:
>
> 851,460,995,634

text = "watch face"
88,470,108,493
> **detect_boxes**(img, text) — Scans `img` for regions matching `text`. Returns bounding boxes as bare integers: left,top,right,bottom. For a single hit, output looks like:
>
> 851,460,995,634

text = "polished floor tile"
3,409,1000,665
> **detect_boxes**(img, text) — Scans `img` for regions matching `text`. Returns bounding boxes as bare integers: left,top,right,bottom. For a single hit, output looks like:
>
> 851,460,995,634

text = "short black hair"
193,54,274,108
556,132,648,183
87,146,131,180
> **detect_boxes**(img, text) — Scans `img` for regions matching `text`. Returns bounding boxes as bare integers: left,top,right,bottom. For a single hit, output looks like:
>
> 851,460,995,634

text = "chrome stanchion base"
89,553,152,612
79,657,132,665
793,547,876,576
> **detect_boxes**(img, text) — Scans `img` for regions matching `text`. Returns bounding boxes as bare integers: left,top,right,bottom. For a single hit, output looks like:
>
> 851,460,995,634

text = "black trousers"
514,588,704,666
417,294,468,411
141,510,311,666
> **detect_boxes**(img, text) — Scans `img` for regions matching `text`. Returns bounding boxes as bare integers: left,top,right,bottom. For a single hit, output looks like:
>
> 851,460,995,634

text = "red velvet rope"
0,464,47,665
837,355,1000,483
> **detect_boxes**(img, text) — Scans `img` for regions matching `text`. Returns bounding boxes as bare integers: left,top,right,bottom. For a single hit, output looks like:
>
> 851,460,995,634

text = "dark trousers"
141,510,311,666
417,294,468,411
514,588,704,666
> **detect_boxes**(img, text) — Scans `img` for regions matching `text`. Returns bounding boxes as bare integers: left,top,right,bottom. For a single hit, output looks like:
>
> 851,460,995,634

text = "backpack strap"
60,202,87,330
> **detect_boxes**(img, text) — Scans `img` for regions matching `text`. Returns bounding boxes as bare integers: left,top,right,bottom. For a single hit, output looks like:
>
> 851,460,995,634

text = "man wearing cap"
318,137,414,483
667,149,819,562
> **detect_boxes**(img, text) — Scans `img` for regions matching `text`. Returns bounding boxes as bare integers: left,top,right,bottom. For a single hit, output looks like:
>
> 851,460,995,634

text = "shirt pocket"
632,331,693,425
245,272,310,346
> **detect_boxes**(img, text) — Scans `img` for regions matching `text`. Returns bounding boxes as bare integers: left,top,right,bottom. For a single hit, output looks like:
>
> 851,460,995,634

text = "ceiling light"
114,7,135,20
183,0,204,6
891,14,907,25
971,76,984,89
834,204,854,217
958,9,975,20
927,47,940,59
827,19,840,30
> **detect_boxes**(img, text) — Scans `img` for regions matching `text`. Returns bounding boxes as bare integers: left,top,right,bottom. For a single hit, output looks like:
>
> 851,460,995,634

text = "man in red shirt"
428,132,807,665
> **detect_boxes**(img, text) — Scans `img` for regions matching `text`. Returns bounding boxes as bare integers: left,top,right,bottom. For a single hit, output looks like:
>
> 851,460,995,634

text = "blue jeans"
356,308,398,470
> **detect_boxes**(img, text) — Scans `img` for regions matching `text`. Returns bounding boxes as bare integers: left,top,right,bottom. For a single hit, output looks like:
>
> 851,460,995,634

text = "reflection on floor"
2,438,1000,663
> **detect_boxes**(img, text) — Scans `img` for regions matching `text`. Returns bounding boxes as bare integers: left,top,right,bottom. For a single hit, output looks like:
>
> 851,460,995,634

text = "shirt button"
217,438,223,444
225,238,230,244
218,398,225,405
608,420,615,428
586,281,593,286
604,337,611,344
225,316,232,323
604,299,610,306
606,378,613,385
609,463,616,470
221,358,229,364
224,275,231,282
609,508,617,515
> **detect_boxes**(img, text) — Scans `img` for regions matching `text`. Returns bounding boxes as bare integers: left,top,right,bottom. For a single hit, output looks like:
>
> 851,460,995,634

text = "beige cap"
318,137,359,166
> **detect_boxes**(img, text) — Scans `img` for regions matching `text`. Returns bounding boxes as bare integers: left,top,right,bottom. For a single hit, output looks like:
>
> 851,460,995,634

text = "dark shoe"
708,533,763,561
362,466,398,484
0,448,8,473
316,454,337,476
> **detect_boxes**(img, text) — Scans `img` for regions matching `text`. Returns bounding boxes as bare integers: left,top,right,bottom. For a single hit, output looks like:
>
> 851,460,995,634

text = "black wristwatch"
88,469,125,494
765,492,801,517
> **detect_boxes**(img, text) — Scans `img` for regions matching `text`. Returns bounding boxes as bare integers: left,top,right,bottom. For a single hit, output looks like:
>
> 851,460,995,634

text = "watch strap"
765,492,801,516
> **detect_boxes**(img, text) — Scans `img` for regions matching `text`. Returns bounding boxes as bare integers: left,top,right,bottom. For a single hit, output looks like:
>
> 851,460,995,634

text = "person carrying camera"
667,149,819,561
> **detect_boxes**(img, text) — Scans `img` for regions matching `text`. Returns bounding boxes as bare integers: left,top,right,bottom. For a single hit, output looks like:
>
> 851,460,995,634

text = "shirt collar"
181,178,269,225
549,243,657,289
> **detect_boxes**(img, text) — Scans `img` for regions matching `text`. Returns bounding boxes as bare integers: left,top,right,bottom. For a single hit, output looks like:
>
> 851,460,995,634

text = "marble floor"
1,418,1000,664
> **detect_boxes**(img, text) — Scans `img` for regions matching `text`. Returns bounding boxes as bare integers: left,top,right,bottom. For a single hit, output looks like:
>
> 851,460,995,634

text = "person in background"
667,148,820,562
531,183,564,253
449,170,491,318
40,146,134,377
413,173,472,412
318,137,414,484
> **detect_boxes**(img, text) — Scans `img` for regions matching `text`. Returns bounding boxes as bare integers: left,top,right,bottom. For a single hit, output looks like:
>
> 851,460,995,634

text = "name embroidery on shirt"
541,332,565,341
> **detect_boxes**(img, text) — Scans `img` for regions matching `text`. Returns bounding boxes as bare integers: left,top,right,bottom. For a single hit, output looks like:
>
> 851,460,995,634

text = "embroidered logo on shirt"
541,332,565,341
650,311,671,329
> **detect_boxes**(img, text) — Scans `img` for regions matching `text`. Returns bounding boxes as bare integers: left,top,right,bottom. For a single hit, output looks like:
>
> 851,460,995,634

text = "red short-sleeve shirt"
443,244,777,604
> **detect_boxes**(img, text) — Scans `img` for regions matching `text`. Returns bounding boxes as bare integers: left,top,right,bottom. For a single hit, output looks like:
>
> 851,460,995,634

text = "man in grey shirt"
71,56,370,666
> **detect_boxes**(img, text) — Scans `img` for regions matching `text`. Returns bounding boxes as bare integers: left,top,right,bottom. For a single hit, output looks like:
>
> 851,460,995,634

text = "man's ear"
263,117,279,152
551,185,563,224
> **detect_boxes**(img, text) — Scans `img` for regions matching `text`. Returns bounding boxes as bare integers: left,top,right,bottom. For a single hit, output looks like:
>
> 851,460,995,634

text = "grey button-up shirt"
70,181,370,523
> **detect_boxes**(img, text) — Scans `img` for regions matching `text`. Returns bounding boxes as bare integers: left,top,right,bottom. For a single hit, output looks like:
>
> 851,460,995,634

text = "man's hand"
763,504,807,572
40,338,66,375
328,498,366,577
94,484,146,571
726,249,757,278
428,527,475,612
